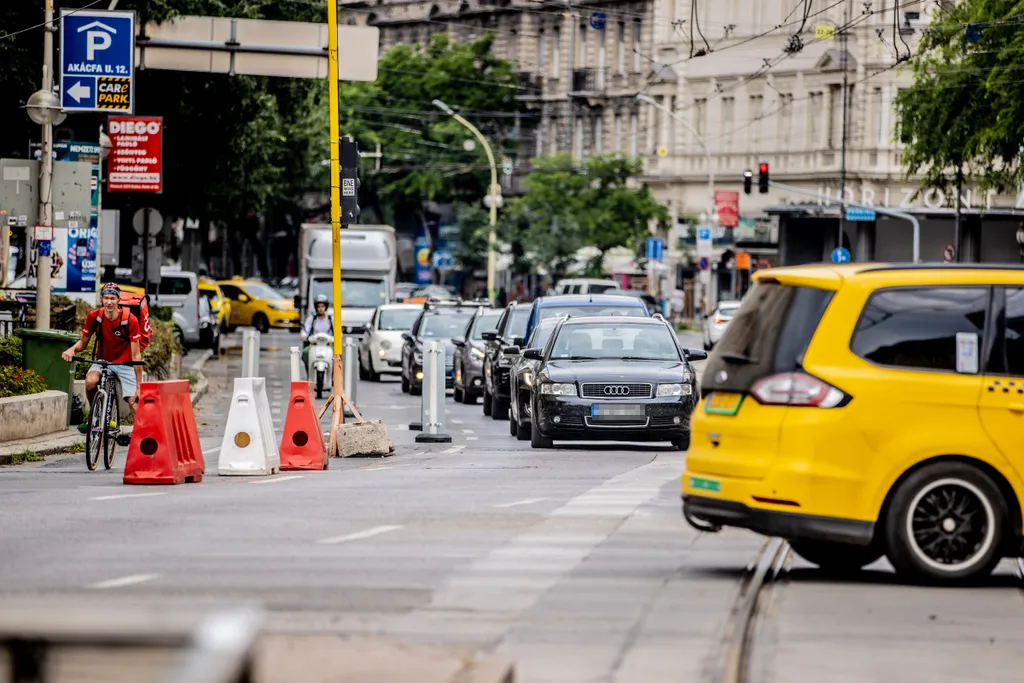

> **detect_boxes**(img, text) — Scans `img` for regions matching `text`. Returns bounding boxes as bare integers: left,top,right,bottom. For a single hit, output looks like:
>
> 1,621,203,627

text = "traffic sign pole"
35,0,56,329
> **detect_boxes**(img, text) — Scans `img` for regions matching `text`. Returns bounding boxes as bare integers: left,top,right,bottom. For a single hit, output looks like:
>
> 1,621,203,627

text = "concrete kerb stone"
187,348,214,407
0,429,84,465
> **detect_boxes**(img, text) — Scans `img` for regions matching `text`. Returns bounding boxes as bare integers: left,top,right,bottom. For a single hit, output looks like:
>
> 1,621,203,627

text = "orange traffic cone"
279,381,328,470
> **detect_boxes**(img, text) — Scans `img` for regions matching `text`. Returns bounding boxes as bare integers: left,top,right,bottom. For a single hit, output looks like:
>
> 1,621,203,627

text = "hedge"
0,366,47,398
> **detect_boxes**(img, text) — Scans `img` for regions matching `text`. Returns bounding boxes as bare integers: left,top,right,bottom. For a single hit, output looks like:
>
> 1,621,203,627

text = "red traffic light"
759,163,769,173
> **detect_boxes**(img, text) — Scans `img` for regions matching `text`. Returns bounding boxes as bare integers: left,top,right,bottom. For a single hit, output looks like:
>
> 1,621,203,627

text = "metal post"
837,0,850,256
289,346,302,382
35,0,55,330
142,209,150,295
416,340,451,444
241,330,260,378
342,336,358,415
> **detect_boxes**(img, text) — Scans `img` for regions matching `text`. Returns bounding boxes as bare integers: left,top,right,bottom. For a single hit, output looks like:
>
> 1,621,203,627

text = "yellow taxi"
683,263,1024,583
198,280,231,332
215,278,300,333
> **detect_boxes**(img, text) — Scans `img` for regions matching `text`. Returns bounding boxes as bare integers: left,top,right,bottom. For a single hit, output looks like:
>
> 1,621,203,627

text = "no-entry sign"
107,116,163,193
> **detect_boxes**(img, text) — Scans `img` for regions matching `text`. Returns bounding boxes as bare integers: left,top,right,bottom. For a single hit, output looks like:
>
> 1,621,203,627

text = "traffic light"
758,162,769,194
340,136,361,225
743,170,753,195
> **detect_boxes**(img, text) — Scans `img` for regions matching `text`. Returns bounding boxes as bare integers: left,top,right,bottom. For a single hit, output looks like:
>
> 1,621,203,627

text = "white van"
553,278,622,295
155,268,201,348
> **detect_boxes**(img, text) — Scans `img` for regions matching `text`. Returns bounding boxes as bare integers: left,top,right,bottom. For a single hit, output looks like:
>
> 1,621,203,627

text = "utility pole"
837,0,851,258
36,0,55,329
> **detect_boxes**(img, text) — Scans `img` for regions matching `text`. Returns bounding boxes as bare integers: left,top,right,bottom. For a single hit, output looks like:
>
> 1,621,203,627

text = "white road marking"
362,465,392,471
203,446,221,455
249,475,304,485
494,498,547,508
451,419,464,424
90,492,168,501
466,437,479,441
462,429,474,434
316,525,402,545
88,573,159,589
440,445,465,455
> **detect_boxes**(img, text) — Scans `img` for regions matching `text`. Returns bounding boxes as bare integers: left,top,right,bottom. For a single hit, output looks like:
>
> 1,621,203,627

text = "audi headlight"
470,347,485,361
540,382,576,396
380,339,392,350
657,383,692,397
522,371,534,387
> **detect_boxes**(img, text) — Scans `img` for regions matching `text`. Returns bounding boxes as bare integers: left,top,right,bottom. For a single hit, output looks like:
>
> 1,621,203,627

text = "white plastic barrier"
217,377,280,476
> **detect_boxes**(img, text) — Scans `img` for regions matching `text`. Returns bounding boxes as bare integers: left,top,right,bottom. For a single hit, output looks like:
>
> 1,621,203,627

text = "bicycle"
72,356,144,471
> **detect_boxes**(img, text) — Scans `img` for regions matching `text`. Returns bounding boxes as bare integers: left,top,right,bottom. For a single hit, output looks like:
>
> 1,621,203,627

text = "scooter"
307,332,334,399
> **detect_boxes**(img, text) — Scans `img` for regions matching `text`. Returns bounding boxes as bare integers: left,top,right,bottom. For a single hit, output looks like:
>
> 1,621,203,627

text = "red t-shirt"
84,308,141,363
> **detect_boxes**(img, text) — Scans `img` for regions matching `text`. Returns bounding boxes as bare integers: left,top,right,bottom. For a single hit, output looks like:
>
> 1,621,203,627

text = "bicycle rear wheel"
85,388,103,471
103,376,120,470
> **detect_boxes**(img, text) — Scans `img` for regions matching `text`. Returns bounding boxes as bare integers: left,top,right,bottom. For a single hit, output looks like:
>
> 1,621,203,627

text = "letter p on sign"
86,29,112,60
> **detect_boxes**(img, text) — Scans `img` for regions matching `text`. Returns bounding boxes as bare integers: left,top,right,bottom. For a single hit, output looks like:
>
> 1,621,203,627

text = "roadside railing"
0,606,263,683
0,302,76,337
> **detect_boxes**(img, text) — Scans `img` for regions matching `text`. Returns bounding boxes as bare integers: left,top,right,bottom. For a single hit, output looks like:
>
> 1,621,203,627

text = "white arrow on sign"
67,81,91,103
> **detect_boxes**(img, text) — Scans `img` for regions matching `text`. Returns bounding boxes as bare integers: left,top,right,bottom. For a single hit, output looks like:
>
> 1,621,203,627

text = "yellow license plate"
705,391,743,416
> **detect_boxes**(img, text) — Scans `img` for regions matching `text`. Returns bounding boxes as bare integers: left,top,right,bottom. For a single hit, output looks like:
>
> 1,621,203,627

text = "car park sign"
60,9,135,113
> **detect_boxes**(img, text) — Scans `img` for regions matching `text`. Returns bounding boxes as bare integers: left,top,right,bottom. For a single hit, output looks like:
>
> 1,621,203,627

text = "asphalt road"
2,329,1024,682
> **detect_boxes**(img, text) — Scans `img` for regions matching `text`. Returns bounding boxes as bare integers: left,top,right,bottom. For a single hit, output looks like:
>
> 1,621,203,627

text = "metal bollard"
241,330,260,378
415,340,451,443
289,346,302,382
343,336,359,415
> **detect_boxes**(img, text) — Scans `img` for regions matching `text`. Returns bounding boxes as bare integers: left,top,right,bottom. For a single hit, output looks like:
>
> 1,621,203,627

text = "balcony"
518,71,544,99
570,68,606,96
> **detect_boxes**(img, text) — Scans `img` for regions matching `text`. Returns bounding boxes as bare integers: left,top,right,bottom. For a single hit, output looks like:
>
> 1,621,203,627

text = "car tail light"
750,372,848,408
713,315,726,324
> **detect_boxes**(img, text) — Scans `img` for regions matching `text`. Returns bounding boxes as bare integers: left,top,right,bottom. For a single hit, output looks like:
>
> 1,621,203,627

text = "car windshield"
378,308,420,331
549,323,680,361
242,283,285,301
471,311,503,340
421,312,475,338
539,304,646,321
507,308,531,338
718,304,741,318
311,278,387,309
527,322,558,350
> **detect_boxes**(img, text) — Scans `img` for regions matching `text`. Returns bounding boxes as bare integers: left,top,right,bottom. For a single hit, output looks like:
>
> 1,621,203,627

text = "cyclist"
61,282,144,427
300,294,334,367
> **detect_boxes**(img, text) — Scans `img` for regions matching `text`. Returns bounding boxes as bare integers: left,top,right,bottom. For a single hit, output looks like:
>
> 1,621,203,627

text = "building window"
749,94,764,147
552,27,560,78
629,111,638,157
578,22,587,67
617,22,626,74
614,113,623,151
721,97,735,149
538,30,547,73
693,97,707,138
808,92,822,146
851,287,989,374
874,87,884,146
632,20,642,72
574,117,584,160
594,115,604,154
778,93,793,147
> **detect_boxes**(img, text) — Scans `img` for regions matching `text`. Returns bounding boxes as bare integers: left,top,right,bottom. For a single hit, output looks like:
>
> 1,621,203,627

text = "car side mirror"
503,346,520,356
402,332,413,343
293,294,302,310
481,331,497,341
685,348,708,361
452,335,466,345
512,336,526,347
523,349,543,361
237,294,250,303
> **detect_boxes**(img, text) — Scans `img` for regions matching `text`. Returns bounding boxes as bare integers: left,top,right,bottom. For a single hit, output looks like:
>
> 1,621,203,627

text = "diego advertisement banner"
29,141,101,293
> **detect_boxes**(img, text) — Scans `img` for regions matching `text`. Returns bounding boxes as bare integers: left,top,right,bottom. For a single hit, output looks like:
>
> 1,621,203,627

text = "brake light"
713,315,726,324
750,372,847,408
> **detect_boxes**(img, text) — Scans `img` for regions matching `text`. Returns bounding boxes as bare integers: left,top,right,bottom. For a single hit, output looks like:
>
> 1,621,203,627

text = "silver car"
703,301,742,350
358,303,422,381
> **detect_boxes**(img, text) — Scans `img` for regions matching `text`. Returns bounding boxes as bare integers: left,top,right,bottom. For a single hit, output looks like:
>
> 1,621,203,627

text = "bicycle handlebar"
70,356,145,367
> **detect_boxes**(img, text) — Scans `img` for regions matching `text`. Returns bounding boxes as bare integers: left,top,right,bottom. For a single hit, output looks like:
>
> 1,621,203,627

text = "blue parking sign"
60,9,135,113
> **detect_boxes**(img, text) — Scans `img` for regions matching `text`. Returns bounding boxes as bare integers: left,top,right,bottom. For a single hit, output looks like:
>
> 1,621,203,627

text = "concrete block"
0,390,68,441
335,421,394,458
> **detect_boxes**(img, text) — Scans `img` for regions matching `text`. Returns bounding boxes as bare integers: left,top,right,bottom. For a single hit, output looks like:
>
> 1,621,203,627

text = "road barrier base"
218,377,281,476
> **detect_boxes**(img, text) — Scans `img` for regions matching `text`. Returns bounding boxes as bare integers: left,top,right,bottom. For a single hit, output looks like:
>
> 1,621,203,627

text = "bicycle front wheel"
103,376,121,470
85,390,103,471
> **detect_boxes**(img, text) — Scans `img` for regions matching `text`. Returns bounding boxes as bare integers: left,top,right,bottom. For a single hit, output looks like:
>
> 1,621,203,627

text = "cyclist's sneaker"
77,423,88,434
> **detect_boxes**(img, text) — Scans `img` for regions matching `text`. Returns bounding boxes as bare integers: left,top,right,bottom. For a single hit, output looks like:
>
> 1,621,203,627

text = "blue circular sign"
589,11,606,30
831,247,851,264
698,257,710,271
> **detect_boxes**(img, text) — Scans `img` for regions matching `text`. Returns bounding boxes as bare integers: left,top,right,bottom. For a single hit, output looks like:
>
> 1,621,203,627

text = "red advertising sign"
107,116,163,193
715,190,740,228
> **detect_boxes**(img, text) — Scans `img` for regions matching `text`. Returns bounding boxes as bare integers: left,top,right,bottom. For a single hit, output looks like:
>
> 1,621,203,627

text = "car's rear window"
702,282,834,394
539,304,645,321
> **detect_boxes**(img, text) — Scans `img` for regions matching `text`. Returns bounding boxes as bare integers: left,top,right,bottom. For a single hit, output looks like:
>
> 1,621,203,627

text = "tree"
894,0,1024,194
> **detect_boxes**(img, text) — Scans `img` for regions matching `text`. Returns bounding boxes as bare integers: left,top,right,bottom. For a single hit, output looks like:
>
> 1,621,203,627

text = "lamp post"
432,99,500,307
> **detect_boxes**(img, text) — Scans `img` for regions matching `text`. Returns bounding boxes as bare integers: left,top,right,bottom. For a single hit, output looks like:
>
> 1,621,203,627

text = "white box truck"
296,224,397,338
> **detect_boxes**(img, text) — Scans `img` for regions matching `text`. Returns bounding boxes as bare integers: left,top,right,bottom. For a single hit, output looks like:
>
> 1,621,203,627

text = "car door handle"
1009,403,1024,414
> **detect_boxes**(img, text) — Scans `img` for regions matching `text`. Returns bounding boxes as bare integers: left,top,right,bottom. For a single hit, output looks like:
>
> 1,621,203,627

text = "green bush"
0,366,47,398
0,335,23,368
144,319,180,380
73,335,97,380
151,305,173,323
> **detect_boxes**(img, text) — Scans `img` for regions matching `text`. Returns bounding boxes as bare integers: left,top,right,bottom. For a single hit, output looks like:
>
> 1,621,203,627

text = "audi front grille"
580,383,654,399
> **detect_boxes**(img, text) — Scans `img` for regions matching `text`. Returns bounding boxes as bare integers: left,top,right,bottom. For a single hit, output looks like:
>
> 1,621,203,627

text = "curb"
0,433,85,465
188,349,214,407
452,657,515,683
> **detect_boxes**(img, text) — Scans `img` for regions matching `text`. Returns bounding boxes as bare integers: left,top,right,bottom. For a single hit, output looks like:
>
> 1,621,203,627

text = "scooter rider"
301,294,334,367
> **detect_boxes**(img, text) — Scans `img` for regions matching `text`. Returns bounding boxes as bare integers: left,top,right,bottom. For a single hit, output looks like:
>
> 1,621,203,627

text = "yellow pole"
327,0,344,454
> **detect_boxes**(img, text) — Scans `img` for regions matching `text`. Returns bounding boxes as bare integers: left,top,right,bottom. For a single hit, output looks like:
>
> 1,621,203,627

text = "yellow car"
683,263,1024,583
198,280,231,332
215,279,300,333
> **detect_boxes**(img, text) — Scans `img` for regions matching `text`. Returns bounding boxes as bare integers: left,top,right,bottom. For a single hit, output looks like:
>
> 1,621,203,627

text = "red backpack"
92,294,152,358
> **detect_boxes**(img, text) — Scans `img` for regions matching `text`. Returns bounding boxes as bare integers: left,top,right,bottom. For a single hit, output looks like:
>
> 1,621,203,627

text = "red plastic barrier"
279,381,328,471
124,380,205,485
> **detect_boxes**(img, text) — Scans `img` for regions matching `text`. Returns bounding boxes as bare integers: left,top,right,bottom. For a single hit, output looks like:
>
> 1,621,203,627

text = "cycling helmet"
100,282,121,297
314,294,329,306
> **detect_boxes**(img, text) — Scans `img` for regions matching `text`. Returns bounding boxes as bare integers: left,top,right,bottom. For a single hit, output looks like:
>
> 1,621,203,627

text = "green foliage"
151,306,174,323
894,0,1024,192
0,336,23,368
503,154,668,279
144,319,180,380
10,448,45,465
452,203,491,279
0,366,48,398
73,336,97,380
337,33,521,218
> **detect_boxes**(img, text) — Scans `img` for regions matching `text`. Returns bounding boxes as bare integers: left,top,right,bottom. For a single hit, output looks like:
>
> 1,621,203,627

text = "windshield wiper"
565,355,598,360
721,352,754,365
618,356,666,361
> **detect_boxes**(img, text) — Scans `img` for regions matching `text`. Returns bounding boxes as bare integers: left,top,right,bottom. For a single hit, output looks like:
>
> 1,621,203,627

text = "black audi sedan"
524,316,707,450
480,301,531,418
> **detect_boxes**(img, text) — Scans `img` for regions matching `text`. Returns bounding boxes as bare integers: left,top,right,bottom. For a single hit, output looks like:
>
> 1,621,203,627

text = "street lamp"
432,98,500,306
25,90,66,127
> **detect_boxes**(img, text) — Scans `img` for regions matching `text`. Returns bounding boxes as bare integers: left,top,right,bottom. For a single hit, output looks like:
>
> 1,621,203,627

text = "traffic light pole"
766,180,921,263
